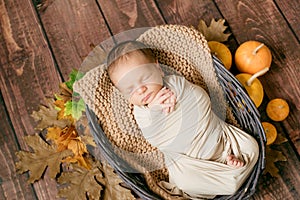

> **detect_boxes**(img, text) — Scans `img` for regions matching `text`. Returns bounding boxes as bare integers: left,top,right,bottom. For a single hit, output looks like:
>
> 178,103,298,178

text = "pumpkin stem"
246,67,269,86
252,43,265,55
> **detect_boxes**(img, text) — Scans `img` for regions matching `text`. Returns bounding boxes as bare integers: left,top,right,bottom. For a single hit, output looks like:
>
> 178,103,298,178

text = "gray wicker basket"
77,25,266,200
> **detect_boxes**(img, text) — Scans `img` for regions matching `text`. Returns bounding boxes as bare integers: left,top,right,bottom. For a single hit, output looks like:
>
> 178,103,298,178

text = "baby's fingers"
158,91,174,104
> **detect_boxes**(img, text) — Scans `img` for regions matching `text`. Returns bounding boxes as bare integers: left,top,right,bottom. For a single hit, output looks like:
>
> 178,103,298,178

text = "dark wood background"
0,0,299,199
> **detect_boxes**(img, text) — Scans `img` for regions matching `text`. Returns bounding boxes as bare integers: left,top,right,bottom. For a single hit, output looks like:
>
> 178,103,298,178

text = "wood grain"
37,0,112,80
97,0,165,42
0,0,61,199
214,0,300,154
274,0,300,40
0,96,37,200
156,0,220,27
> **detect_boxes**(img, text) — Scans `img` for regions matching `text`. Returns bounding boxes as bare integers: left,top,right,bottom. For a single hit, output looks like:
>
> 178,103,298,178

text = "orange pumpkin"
262,122,277,145
208,41,232,70
235,41,272,74
266,98,290,121
235,73,264,107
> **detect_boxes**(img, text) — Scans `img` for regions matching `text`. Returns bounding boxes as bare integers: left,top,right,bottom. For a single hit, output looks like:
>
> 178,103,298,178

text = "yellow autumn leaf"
67,138,88,156
47,125,91,169
57,126,77,145
46,126,62,142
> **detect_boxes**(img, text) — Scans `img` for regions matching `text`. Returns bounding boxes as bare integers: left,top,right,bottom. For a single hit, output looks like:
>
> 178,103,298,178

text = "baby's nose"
136,85,147,94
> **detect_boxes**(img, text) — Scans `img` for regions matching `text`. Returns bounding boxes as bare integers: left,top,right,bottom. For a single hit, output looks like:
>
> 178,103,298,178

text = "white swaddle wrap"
134,75,259,199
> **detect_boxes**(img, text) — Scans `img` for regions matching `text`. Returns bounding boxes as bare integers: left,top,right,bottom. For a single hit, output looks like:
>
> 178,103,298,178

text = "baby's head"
107,40,164,106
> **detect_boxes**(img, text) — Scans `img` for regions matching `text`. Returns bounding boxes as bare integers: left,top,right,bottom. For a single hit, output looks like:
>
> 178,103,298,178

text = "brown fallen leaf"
263,146,287,177
15,134,73,183
31,98,71,130
197,18,231,42
273,133,288,145
57,161,103,200
100,162,135,200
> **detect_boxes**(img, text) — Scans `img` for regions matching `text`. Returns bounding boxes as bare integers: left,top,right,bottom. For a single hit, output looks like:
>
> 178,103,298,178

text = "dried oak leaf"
15,134,73,183
197,18,231,42
273,133,288,145
264,146,287,177
31,98,71,131
57,162,103,200
100,162,135,200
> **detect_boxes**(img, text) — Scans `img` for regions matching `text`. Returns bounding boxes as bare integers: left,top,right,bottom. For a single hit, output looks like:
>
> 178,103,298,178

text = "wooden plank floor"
0,0,299,199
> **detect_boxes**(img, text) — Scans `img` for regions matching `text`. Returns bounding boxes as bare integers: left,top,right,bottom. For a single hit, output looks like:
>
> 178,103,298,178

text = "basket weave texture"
74,24,265,200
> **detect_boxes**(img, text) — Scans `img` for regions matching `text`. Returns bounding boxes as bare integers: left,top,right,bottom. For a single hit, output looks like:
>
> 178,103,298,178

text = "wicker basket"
75,24,266,200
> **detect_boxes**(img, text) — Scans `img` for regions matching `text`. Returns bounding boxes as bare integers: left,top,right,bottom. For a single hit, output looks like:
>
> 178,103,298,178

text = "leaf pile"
16,68,135,199
197,18,231,42
47,125,91,169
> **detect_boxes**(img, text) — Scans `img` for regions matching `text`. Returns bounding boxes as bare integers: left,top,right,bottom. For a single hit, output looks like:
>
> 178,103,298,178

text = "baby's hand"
162,90,176,114
148,87,176,114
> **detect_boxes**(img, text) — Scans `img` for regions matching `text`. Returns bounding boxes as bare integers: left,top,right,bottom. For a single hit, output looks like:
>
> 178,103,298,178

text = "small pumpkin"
208,41,232,70
266,98,290,121
235,67,269,107
262,122,277,145
235,41,272,74
236,73,264,107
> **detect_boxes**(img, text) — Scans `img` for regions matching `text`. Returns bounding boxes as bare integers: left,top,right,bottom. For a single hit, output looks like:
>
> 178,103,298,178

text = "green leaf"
64,98,85,120
65,69,85,90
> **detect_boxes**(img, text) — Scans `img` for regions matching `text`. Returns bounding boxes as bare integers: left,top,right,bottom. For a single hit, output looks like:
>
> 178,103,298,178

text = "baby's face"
111,55,163,106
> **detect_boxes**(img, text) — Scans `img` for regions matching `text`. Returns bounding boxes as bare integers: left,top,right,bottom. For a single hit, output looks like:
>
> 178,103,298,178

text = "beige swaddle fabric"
134,75,259,198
